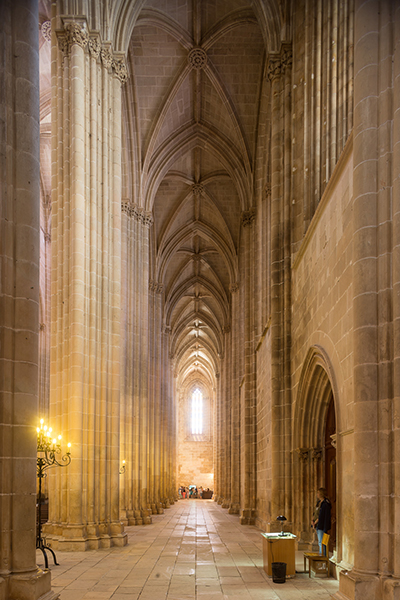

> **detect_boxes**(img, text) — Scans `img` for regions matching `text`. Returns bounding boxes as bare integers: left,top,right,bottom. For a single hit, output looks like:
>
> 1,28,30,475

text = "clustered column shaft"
47,18,127,550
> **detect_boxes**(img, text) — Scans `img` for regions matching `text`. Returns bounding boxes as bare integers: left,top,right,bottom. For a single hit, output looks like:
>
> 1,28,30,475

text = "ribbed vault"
123,0,272,391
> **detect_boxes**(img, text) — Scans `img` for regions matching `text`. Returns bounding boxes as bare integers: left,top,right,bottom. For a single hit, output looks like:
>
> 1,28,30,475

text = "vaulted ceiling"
124,0,267,391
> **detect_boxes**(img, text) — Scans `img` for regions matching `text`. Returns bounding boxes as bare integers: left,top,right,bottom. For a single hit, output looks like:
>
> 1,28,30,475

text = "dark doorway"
324,395,336,551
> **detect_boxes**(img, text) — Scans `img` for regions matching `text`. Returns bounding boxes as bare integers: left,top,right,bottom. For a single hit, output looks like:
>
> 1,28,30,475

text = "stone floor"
39,500,339,600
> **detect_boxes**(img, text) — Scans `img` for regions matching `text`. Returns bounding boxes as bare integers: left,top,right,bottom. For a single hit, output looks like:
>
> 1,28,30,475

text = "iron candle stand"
36,421,71,569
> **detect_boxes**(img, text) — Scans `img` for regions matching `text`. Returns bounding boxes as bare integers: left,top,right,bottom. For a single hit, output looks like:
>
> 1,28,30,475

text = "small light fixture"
276,515,287,536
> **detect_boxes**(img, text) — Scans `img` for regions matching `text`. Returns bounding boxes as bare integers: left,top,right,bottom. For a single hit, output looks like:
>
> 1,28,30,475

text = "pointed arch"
292,346,339,551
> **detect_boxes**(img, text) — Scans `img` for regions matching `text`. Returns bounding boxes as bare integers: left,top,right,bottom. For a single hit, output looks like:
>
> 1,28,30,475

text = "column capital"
266,43,292,81
149,280,164,294
230,283,239,294
295,447,309,463
88,34,101,59
101,44,113,70
57,19,89,55
113,57,128,84
241,207,256,227
311,447,322,461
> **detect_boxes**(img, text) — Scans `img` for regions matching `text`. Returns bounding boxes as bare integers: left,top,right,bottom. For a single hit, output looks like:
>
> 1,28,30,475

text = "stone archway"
293,346,338,551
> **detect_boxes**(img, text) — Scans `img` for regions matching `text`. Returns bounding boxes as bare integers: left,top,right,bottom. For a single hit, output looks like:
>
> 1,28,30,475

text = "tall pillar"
335,1,394,598
267,44,292,523
0,0,55,598
47,16,127,549
392,1,400,590
240,209,257,525
229,286,240,514
120,205,153,525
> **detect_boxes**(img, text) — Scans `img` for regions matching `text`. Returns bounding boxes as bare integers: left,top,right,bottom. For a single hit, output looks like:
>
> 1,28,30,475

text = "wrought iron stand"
36,424,71,568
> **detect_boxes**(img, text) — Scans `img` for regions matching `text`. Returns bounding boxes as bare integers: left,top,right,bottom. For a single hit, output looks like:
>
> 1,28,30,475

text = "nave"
41,501,339,600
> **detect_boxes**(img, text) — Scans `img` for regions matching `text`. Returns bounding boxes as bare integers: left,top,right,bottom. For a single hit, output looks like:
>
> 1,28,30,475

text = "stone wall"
291,136,354,567
177,386,214,490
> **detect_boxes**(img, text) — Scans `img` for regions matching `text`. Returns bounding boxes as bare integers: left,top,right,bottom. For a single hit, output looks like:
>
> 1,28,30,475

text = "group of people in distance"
178,485,213,499
311,487,332,555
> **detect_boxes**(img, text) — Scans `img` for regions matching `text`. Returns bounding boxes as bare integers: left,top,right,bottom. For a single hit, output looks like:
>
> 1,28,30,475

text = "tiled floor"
39,500,339,600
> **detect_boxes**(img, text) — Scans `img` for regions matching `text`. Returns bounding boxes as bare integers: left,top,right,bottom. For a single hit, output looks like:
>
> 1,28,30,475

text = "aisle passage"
43,500,339,600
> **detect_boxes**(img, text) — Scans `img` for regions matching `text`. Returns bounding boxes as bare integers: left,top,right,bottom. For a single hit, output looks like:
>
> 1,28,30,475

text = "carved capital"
65,22,88,49
149,280,164,294
266,44,292,81
113,58,128,84
241,207,256,227
88,35,101,59
121,201,131,215
142,211,153,227
230,283,239,294
223,326,231,334
188,47,207,70
312,448,323,461
101,46,113,70
58,21,88,55
296,447,309,463
281,47,293,71
266,55,282,82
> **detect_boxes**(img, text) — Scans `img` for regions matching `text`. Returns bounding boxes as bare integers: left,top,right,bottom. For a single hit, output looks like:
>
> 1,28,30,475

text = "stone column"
229,287,240,514
148,281,164,514
240,209,257,525
336,1,389,598
221,327,231,510
0,0,55,597
47,17,127,549
120,205,153,525
267,44,292,523
393,1,400,588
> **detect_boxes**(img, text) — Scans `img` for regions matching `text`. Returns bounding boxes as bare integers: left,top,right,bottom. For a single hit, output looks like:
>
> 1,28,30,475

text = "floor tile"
38,500,339,600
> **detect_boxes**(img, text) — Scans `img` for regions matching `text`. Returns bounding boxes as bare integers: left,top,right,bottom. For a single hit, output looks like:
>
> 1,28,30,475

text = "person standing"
316,487,331,555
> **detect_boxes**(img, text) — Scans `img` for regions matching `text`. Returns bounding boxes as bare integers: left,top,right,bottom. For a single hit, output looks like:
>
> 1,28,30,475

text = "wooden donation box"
261,533,296,577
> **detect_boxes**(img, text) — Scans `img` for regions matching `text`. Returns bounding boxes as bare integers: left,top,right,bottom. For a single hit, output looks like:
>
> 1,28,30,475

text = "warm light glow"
191,388,203,434
122,460,126,464
44,425,47,431
58,435,62,440
37,427,40,433
40,419,44,425
52,439,56,445
67,443,71,448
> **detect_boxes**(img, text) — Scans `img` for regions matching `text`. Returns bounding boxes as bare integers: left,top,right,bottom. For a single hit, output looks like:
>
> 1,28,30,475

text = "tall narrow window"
191,389,203,434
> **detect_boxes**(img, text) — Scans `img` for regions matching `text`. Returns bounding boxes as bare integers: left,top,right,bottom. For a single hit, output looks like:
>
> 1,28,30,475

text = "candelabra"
36,420,71,568
119,460,126,474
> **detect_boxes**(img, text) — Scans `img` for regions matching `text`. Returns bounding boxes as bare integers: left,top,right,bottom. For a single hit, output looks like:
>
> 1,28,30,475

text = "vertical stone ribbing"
48,17,127,549
120,206,153,525
342,0,380,597
240,210,257,525
282,46,292,519
393,2,400,582
229,288,240,514
268,49,285,522
0,0,55,597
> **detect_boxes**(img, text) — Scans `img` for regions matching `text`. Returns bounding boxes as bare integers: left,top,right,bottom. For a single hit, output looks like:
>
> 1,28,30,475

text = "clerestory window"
191,388,203,435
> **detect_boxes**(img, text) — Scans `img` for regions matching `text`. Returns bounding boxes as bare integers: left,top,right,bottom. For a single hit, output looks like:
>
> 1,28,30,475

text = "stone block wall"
177,386,214,490
291,137,354,567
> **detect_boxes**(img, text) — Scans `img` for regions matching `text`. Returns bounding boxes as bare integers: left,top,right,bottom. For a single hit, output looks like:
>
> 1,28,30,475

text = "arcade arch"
293,346,338,556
